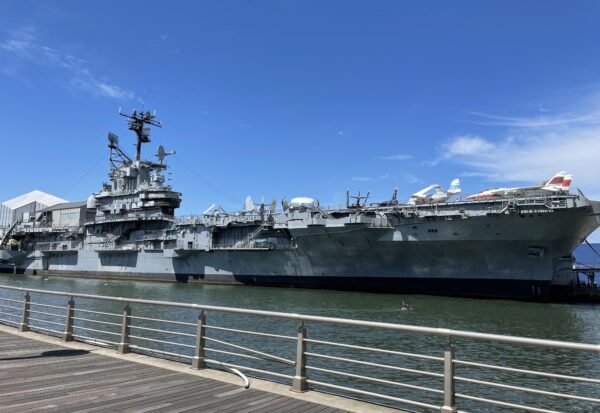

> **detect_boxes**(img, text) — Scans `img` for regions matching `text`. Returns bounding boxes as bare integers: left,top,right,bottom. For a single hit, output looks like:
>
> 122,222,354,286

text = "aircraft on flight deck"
408,179,461,205
467,171,572,200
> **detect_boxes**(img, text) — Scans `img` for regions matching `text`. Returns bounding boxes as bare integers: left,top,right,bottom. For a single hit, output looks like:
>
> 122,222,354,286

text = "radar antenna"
156,145,176,165
119,109,162,161
108,132,132,170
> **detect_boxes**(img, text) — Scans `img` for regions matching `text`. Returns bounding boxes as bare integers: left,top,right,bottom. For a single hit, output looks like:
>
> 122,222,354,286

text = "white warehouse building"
0,190,67,227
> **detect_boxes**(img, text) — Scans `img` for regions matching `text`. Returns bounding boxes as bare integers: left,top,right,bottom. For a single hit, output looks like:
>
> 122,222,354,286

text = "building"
37,201,93,228
0,190,67,227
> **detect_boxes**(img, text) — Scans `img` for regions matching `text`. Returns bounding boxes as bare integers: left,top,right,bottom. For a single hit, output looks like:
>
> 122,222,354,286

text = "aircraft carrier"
1,111,599,300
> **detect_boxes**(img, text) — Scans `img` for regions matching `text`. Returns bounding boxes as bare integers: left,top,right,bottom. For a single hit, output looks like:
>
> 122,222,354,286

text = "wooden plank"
0,367,166,407
262,397,321,413
0,331,363,413
28,379,207,413
218,394,291,413
18,374,191,413
163,389,277,413
139,384,254,413
71,380,232,413
0,371,169,411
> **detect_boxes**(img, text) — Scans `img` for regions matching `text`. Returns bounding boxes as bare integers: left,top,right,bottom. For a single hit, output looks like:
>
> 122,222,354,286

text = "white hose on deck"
217,363,250,388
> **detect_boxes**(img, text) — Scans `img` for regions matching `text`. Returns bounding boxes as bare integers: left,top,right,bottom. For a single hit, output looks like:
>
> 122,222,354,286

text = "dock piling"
63,297,75,342
441,340,457,413
19,291,30,332
292,321,308,392
118,304,131,354
191,310,206,369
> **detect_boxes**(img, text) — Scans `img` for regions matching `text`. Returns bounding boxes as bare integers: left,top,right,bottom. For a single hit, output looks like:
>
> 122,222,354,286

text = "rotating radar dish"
157,145,165,162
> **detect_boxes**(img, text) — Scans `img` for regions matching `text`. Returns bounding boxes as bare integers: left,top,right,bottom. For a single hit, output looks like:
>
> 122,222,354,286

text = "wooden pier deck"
0,330,356,413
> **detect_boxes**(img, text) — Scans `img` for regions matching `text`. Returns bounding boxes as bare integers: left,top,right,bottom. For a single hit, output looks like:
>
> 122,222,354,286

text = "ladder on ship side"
238,225,267,248
0,221,20,249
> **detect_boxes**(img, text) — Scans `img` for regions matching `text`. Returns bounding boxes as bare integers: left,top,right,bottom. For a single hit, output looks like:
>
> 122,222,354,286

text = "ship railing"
35,241,82,251
175,217,203,226
89,213,175,225
0,285,597,413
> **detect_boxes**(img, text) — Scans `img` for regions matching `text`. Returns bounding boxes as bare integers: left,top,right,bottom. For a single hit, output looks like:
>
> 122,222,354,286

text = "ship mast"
119,109,162,161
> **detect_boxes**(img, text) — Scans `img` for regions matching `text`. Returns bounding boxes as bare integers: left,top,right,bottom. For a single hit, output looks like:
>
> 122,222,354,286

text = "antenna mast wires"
119,109,162,161
107,132,132,171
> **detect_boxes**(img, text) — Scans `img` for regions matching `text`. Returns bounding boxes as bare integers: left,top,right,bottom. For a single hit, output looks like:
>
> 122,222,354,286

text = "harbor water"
0,272,598,413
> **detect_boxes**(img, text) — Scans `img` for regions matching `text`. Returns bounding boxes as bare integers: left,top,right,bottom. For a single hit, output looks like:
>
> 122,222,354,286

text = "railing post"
118,304,131,354
19,292,30,332
292,321,308,392
441,340,457,413
63,297,75,342
191,310,206,369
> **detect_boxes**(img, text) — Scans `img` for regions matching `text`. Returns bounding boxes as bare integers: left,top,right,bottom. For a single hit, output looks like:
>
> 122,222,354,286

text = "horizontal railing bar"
204,347,263,362
455,376,600,403
0,317,20,325
129,325,195,337
203,324,295,341
306,379,440,410
72,316,121,327
29,309,66,318
306,365,443,394
29,317,64,327
456,393,563,413
128,314,196,327
72,334,118,346
74,308,121,317
73,325,121,336
129,344,193,359
305,351,443,378
206,359,293,380
0,303,21,311
1,284,596,352
129,335,195,348
30,302,66,310
454,359,600,384
29,325,61,335
0,312,20,318
0,297,21,303
304,338,443,361
204,336,295,365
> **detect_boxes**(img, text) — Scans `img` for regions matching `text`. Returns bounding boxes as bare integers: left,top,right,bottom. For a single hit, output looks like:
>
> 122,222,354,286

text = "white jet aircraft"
467,171,571,200
408,179,461,205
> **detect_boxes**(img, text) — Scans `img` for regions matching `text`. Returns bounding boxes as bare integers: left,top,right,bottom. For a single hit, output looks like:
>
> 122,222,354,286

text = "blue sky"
1,1,599,238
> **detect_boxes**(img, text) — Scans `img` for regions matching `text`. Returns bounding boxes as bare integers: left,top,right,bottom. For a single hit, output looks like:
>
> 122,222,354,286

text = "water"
0,273,598,413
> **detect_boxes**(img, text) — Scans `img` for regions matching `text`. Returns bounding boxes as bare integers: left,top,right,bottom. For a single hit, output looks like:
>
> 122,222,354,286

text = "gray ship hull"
3,202,598,300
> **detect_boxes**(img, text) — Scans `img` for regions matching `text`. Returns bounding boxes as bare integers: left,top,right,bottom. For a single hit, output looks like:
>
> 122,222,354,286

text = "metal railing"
0,284,598,413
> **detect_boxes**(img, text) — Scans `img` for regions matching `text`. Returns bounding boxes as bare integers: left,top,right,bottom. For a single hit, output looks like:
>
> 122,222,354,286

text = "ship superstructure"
1,111,599,300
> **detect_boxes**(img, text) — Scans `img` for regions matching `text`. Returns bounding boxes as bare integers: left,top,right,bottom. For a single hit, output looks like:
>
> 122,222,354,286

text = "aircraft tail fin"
244,196,255,212
543,171,566,188
447,178,461,195
561,174,573,191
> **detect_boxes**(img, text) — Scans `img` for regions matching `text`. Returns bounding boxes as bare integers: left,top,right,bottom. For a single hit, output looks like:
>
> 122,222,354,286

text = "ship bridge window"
427,229,438,233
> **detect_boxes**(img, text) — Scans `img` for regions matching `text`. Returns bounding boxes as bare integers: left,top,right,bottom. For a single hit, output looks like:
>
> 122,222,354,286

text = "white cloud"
351,174,390,182
1,26,134,100
443,135,496,157
406,174,425,184
442,116,600,200
468,110,600,128
70,77,135,100
381,153,413,161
